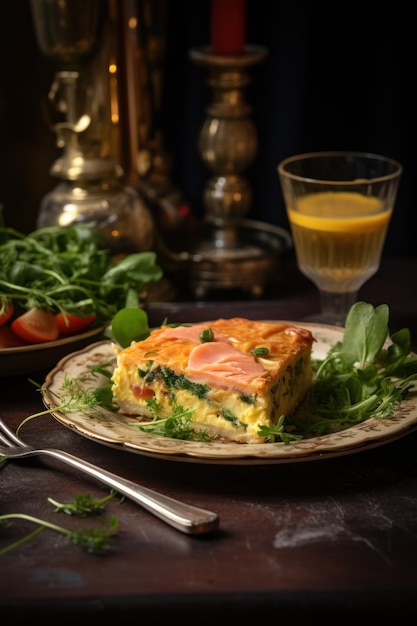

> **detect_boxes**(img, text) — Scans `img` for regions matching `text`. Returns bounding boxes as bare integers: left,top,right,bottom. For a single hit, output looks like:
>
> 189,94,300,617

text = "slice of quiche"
111,317,315,443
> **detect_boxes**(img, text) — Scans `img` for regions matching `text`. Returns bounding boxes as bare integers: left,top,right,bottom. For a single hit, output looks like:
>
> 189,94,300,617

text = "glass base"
300,312,347,327
301,290,359,328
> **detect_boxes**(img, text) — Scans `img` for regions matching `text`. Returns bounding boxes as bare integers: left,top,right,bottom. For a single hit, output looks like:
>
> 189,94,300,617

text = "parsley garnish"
199,328,214,342
251,347,269,357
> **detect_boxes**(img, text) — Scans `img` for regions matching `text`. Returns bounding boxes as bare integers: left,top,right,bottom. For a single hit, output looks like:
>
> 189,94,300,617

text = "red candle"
211,0,246,56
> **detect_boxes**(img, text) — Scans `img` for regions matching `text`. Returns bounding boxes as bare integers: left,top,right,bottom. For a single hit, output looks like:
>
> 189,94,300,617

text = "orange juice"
287,191,392,292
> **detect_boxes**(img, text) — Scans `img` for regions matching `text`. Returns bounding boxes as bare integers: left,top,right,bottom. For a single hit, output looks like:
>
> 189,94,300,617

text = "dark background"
0,1,413,258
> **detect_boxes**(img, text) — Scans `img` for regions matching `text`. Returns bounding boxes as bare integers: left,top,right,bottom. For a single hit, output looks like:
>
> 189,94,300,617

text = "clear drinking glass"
278,151,402,326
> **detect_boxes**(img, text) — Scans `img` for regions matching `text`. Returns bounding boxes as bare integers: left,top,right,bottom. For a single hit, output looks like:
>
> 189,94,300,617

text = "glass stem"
318,290,358,326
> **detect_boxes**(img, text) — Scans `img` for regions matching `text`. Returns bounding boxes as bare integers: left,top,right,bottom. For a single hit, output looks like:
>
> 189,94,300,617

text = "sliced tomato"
132,384,155,400
0,325,28,348
55,312,97,335
11,308,60,344
0,301,14,326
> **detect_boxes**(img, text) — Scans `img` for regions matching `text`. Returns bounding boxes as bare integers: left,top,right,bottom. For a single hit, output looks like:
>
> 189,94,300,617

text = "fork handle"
39,448,219,535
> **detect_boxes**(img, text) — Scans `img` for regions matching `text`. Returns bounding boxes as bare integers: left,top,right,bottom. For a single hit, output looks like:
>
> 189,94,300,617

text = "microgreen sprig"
257,415,303,444
0,492,119,555
0,513,118,555
16,375,104,435
47,491,118,517
131,399,211,442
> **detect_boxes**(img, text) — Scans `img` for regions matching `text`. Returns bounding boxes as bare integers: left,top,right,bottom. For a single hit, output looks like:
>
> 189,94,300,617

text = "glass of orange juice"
278,151,402,326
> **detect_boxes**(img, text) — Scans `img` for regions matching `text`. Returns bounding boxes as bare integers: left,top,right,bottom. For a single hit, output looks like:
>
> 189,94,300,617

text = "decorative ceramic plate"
0,326,106,377
41,323,417,465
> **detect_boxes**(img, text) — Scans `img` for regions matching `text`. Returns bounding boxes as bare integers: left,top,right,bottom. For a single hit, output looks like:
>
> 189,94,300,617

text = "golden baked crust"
111,318,315,443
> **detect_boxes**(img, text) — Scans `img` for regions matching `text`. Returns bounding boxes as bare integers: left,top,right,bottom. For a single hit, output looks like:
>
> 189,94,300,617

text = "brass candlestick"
190,45,267,237
162,45,291,298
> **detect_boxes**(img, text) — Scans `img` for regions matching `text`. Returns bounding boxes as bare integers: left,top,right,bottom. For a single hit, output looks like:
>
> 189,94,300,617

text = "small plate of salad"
0,219,163,377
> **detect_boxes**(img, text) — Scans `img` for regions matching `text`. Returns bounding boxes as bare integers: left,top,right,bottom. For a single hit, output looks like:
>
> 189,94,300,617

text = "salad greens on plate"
263,302,417,441
0,216,162,345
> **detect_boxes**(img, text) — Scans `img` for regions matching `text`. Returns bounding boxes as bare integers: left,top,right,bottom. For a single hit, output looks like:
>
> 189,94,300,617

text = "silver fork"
0,419,219,535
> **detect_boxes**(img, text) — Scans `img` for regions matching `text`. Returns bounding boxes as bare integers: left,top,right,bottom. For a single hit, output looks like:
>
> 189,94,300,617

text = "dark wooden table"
2,257,417,624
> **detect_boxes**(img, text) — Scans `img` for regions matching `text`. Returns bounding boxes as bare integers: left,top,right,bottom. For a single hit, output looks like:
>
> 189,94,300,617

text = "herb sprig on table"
0,492,119,555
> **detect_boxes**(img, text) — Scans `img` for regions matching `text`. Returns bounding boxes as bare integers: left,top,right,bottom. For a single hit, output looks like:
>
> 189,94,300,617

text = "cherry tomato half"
11,308,60,344
55,312,97,335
